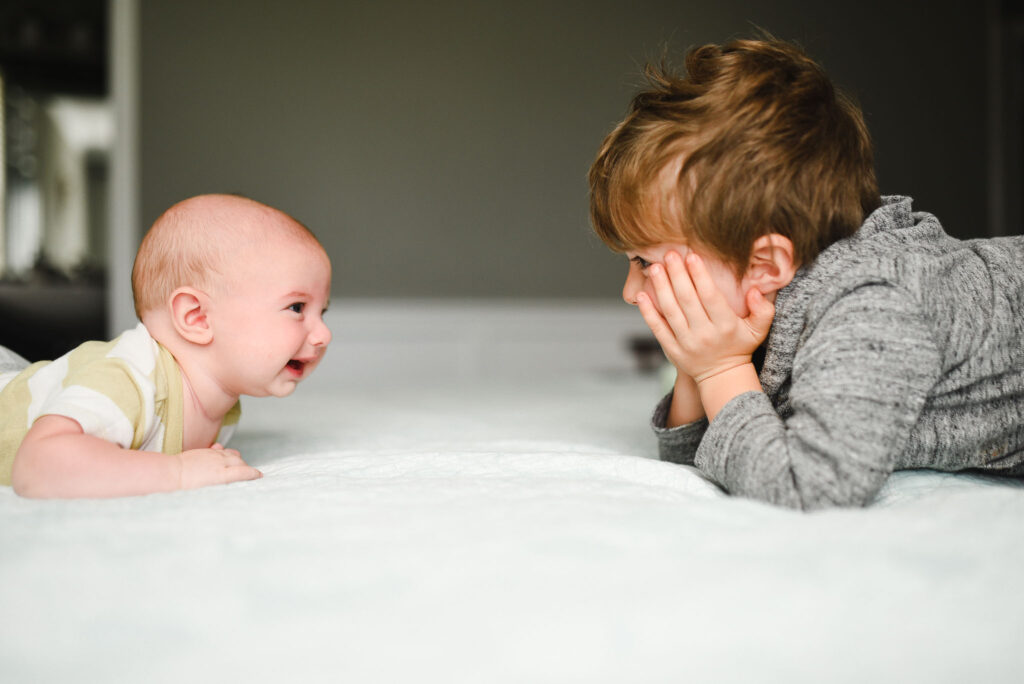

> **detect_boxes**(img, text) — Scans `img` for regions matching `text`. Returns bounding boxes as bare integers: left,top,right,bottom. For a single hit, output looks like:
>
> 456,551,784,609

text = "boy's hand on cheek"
636,251,774,383
175,443,263,490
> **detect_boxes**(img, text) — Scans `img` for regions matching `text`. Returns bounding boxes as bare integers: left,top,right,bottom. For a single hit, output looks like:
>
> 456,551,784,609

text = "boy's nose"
622,272,640,306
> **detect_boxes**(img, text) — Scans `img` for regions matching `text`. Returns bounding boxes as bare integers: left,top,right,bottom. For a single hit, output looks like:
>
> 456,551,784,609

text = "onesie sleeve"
37,359,145,449
651,391,708,464
694,282,942,509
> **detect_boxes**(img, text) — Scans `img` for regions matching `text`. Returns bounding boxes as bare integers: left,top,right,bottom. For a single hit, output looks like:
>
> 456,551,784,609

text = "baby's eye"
288,302,305,314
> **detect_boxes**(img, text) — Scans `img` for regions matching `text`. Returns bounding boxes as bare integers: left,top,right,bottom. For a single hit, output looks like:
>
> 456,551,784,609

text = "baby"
0,194,332,498
589,38,1024,509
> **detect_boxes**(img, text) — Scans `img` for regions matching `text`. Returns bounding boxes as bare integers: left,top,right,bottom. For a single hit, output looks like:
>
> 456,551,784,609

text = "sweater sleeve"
651,392,708,465
694,282,942,509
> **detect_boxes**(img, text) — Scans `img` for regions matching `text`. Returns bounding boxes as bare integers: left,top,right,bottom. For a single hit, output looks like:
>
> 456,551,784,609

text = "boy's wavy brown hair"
589,38,880,274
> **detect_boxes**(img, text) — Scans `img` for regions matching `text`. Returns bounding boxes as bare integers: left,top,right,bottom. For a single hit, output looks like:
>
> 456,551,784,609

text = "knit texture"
653,196,1024,509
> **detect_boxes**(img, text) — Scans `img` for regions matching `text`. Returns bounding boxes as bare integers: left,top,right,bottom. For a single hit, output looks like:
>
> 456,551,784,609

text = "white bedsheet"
2,370,1023,683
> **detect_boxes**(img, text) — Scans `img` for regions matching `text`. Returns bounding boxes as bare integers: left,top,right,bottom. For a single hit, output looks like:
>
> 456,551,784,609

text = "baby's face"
621,242,751,317
209,237,333,398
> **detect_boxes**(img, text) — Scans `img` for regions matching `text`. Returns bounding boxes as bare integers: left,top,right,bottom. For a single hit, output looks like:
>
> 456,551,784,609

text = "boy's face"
620,155,751,317
208,235,333,398
622,242,751,318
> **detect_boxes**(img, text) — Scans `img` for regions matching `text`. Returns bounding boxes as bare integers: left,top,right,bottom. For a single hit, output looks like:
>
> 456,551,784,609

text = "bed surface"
3,333,1024,682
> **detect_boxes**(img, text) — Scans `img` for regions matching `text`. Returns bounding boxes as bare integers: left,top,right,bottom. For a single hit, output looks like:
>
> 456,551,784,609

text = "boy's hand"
175,443,262,490
637,251,775,383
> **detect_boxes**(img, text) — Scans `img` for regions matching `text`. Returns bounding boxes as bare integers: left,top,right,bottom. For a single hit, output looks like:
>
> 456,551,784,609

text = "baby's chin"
270,384,299,398
253,381,300,399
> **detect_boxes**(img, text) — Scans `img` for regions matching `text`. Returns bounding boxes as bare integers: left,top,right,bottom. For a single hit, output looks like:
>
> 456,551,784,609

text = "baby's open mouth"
287,360,305,373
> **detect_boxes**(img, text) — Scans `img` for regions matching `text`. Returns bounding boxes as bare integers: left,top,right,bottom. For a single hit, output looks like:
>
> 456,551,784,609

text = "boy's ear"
169,287,213,345
744,233,797,296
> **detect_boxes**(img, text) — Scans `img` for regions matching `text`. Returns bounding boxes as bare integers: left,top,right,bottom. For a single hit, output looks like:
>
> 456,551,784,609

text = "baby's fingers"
177,448,258,490
223,465,263,484
218,448,243,464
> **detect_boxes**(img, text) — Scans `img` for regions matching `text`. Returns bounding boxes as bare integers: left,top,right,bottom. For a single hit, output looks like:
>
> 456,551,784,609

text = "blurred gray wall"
140,0,990,301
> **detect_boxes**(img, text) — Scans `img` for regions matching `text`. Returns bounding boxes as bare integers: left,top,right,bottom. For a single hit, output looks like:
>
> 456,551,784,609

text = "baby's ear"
169,287,213,345
744,234,797,296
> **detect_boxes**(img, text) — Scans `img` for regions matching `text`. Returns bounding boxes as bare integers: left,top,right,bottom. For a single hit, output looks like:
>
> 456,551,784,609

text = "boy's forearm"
13,425,180,499
697,362,763,422
666,374,706,427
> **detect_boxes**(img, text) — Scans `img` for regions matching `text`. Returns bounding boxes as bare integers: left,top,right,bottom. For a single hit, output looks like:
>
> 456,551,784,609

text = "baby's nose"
310,319,332,348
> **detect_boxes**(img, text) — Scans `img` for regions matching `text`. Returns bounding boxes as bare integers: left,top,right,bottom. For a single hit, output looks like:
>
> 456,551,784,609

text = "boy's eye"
631,256,652,271
288,302,304,314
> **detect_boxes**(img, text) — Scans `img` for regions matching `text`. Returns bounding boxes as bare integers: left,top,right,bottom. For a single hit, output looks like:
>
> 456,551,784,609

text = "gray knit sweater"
653,196,1024,509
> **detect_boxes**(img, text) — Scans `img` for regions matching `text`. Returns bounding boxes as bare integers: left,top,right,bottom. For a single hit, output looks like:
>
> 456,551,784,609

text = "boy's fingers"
648,262,690,333
744,287,776,337
636,293,682,357
663,252,707,324
684,254,732,322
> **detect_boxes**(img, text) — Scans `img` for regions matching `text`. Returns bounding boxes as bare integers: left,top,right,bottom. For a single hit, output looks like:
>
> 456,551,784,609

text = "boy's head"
133,194,332,398
589,37,881,275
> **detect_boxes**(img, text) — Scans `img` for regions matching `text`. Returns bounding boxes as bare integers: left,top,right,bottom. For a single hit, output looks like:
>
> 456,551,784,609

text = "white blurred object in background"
38,96,112,275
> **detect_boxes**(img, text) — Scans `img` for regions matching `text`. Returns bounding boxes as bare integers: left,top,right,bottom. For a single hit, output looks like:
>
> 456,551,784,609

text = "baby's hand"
637,251,775,383
175,443,262,490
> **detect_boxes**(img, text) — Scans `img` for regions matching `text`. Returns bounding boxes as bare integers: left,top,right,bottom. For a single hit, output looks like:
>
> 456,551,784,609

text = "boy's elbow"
752,466,881,511
793,491,873,511
791,480,879,511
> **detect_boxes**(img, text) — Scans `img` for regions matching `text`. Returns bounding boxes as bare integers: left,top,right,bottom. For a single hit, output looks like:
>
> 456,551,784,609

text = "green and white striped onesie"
0,324,240,486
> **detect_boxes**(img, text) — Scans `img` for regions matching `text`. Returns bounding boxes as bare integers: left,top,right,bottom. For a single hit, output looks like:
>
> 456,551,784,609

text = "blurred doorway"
0,0,110,361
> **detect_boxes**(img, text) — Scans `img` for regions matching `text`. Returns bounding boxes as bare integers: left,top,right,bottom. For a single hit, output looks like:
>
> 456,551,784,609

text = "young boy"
0,194,332,498
589,38,1024,509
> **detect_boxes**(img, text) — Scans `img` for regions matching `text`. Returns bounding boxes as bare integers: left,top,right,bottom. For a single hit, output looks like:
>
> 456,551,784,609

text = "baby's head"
133,194,332,397
589,37,881,276
133,195,325,316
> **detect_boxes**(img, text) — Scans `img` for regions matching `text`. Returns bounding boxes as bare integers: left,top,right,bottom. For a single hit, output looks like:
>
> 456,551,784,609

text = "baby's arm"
11,415,261,499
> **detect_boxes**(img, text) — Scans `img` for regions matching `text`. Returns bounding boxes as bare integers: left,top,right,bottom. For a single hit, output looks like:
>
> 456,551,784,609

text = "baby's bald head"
132,194,322,319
